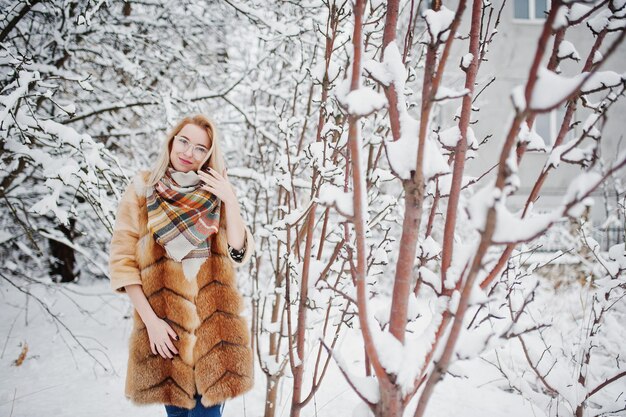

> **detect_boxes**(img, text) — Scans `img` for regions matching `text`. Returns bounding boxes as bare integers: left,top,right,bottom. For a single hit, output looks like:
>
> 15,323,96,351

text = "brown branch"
290,5,349,414
388,0,453,345
429,0,468,107
440,0,481,281
479,25,620,290
402,0,417,63
382,0,401,140
347,0,390,401
320,339,378,407
412,4,563,416
518,335,559,397
586,371,626,400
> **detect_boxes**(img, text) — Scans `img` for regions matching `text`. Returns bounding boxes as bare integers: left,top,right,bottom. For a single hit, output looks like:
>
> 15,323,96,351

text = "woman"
108,114,255,416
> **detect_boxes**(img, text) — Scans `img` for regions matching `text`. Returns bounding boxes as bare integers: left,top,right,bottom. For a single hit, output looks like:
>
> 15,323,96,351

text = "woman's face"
169,123,211,172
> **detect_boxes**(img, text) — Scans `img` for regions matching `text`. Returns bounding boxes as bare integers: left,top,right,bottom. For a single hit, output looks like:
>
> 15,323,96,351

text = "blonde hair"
146,114,226,188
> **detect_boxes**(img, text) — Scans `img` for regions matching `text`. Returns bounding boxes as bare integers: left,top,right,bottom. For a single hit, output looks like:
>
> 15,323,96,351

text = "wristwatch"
227,234,247,262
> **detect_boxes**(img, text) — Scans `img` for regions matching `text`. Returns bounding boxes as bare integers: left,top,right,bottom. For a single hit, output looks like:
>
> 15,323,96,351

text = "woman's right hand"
122,285,180,359
145,316,179,359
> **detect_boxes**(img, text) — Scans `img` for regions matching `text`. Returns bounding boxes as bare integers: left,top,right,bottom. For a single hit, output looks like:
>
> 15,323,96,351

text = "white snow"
461,53,474,70
311,59,341,84
0,268,567,417
467,182,556,244
607,243,626,271
381,41,450,180
386,118,451,180
422,6,456,43
419,266,441,293
419,236,442,259
552,5,568,29
491,203,556,244
592,50,604,65
339,87,388,116
363,59,392,86
518,121,547,152
435,173,476,196
434,86,470,103
317,183,355,218
438,125,478,149
3,2,625,417
567,2,592,23
587,9,612,33
530,66,626,110
557,40,580,61
0,71,40,128
562,171,603,217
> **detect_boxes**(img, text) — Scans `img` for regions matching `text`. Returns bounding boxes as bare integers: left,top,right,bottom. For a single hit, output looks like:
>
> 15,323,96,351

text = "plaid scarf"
146,166,221,263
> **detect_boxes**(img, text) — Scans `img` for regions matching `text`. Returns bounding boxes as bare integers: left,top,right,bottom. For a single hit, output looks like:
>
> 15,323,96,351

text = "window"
514,0,550,21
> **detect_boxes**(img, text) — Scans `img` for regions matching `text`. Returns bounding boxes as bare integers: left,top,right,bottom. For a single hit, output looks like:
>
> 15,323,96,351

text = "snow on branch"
422,6,456,44
320,339,380,406
386,125,450,181
516,122,547,152
528,66,626,111
316,183,354,218
336,87,388,117
433,86,471,103
467,155,626,246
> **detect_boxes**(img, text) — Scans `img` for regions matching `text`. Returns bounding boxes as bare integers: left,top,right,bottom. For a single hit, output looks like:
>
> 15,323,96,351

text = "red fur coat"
108,170,255,409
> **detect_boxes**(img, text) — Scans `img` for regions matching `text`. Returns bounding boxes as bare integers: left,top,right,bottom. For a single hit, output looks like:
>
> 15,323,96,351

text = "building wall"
432,0,626,222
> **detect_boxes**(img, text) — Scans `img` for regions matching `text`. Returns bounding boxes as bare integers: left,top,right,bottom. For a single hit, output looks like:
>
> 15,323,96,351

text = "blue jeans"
164,393,224,417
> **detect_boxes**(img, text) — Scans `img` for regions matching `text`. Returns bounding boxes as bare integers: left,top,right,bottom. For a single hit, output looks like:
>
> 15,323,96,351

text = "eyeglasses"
173,135,210,160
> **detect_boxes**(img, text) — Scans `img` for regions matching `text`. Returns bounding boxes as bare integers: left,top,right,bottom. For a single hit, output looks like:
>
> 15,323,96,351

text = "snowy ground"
0,276,543,417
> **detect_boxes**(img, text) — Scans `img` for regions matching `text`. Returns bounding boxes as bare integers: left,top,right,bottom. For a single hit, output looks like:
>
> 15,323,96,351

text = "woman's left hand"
198,168,238,206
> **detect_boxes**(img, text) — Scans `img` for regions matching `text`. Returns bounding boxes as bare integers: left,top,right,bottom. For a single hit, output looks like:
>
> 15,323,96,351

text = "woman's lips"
179,157,192,165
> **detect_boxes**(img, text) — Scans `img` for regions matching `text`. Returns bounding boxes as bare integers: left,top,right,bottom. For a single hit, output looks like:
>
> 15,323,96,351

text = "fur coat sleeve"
109,173,255,294
109,180,142,293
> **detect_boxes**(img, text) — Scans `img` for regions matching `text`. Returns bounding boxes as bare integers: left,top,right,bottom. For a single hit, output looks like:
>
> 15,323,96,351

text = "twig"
0,272,110,372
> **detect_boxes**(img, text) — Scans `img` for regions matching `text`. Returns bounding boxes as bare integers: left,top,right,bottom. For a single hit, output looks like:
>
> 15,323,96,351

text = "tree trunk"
374,384,404,417
49,218,77,283
265,375,279,417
